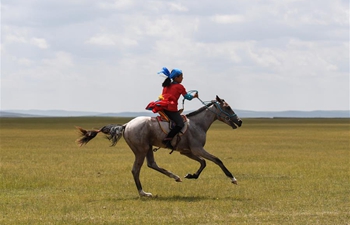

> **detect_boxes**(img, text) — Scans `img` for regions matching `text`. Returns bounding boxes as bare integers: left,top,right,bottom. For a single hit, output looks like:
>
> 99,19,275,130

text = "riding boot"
162,126,182,150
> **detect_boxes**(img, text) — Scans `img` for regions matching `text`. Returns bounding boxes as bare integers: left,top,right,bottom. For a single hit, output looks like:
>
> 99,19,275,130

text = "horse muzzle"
236,119,242,127
231,119,242,129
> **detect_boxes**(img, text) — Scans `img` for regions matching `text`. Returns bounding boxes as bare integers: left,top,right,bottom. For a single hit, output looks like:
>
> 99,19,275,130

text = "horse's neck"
190,105,217,132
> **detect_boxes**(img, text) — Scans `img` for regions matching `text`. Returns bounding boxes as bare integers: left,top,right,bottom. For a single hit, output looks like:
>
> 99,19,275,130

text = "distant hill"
0,111,41,118
235,110,349,118
1,109,349,118
0,110,155,118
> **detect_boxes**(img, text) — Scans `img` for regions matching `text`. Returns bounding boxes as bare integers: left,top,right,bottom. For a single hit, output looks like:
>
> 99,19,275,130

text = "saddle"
153,111,188,135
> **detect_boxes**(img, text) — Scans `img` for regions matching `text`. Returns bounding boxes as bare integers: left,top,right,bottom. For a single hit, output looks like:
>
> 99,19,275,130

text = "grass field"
0,117,349,224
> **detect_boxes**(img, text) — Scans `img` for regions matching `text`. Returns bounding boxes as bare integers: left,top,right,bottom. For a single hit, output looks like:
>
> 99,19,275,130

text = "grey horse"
76,95,242,197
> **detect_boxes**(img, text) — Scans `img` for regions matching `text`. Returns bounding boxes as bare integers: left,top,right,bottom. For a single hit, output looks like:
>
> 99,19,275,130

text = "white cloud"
98,0,135,10
248,48,282,68
30,38,49,49
4,27,49,49
86,34,138,47
169,3,188,12
5,34,27,43
17,58,33,66
282,1,349,26
42,51,74,67
86,35,117,46
143,18,174,37
1,0,348,112
211,15,245,24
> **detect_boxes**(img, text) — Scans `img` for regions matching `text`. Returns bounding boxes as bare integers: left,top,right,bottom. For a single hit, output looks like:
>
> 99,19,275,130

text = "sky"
1,0,349,113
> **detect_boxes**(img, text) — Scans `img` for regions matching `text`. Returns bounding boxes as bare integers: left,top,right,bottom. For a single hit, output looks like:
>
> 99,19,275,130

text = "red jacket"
146,82,187,113
162,83,187,111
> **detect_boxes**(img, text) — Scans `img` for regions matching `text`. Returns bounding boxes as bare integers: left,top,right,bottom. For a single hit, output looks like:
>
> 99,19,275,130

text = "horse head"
213,95,242,129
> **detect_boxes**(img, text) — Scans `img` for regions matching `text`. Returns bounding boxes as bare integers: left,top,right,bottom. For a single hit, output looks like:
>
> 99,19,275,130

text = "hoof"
175,177,182,182
139,190,153,197
185,173,198,179
232,177,238,185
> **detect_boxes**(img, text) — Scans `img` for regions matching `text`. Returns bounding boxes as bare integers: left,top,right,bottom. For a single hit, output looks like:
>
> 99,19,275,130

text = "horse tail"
76,124,126,147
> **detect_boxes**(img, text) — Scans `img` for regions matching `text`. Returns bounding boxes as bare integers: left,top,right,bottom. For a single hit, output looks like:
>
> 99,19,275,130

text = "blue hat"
170,68,182,79
158,67,182,79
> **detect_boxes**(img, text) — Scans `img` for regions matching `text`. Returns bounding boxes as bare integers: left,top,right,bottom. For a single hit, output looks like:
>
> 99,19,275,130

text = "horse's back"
124,116,159,148
125,116,152,130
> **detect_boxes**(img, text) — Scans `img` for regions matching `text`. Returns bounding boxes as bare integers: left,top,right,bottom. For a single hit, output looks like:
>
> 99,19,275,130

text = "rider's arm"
184,93,194,100
184,91,198,100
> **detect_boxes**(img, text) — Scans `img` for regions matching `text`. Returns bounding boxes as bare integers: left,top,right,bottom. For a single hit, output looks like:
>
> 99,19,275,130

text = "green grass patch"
1,117,349,224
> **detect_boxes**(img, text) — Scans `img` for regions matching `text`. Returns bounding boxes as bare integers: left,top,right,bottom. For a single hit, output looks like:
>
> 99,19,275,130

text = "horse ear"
216,95,222,103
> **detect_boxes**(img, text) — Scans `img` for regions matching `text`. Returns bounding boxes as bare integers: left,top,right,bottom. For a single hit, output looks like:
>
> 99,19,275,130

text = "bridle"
212,101,237,122
182,91,237,123
197,100,237,124
201,99,237,123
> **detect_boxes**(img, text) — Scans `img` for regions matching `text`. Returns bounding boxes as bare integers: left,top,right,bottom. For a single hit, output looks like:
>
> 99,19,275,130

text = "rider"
157,67,198,150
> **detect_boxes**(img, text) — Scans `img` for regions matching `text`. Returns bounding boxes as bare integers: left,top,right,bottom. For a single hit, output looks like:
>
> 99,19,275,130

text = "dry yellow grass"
0,117,349,224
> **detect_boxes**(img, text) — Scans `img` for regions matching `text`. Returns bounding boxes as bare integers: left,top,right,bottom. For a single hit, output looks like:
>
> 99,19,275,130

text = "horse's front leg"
192,148,238,184
180,151,206,179
131,153,153,197
146,149,182,182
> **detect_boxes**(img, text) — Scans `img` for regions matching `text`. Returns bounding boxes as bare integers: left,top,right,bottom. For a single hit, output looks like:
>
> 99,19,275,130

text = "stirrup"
162,138,175,150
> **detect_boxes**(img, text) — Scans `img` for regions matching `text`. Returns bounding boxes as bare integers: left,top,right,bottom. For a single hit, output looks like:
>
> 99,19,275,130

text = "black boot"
162,126,182,150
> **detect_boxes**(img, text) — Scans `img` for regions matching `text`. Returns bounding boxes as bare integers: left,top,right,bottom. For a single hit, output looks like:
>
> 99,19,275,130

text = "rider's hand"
194,93,199,98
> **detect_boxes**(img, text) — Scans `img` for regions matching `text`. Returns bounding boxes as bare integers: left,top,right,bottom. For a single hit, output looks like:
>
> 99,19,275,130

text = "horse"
76,95,242,197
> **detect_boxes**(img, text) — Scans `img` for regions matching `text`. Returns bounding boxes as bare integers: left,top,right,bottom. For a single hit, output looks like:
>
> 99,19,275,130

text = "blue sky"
1,0,349,113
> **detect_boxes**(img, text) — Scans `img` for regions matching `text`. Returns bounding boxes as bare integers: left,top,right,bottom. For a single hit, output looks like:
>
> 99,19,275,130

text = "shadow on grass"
107,195,251,202
144,195,250,202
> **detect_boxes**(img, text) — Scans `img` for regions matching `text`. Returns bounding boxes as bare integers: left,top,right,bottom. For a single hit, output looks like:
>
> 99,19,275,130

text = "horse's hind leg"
180,152,206,179
146,149,182,182
131,152,153,197
193,148,237,184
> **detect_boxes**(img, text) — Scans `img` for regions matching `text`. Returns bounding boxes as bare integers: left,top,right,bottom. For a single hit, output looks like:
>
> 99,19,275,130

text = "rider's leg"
162,110,184,150
162,126,182,149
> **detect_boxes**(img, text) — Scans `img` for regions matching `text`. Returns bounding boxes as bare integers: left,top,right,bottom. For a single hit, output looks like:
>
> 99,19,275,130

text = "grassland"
0,117,349,224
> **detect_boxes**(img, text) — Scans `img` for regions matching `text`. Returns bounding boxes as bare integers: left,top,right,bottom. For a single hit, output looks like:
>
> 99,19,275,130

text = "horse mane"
186,102,214,118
